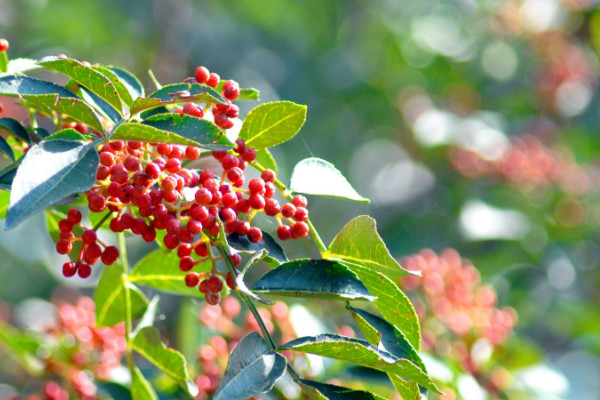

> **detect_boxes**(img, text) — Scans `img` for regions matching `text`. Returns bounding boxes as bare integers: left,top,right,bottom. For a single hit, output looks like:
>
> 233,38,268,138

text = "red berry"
111,170,129,184
248,194,265,210
185,272,200,287
195,66,210,84
56,239,72,254
247,227,263,243
187,219,203,234
190,205,209,221
63,262,78,277
178,243,192,258
128,141,143,150
227,167,243,183
211,150,227,161
195,242,209,257
221,154,239,170
78,263,92,278
277,225,292,241
223,82,240,101
261,169,276,183
101,246,120,265
82,229,97,245
281,203,296,218
124,157,140,171
199,279,210,293
235,221,251,235
214,112,230,128
109,141,125,151
84,243,103,262
0,39,10,52
206,72,220,88
215,99,232,113
226,104,240,118
165,158,181,173
185,146,200,160
264,199,281,216
121,213,135,228
291,222,309,238
145,163,161,180
97,165,110,180
292,195,308,208
205,291,221,305
74,122,88,134
294,207,309,222
235,138,246,153
58,219,74,233
219,208,237,223
226,273,236,289
264,182,275,198
164,233,179,249
179,229,194,243
162,189,179,203
241,147,257,162
183,102,204,118
60,231,75,240
207,276,224,292
180,256,195,271
99,152,115,166
142,228,157,242
161,177,177,191
248,178,265,194
195,188,212,205
229,253,242,267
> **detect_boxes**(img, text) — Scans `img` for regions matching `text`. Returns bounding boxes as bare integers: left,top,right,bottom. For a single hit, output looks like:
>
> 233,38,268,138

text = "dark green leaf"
290,158,369,203
347,306,425,371
239,101,307,150
0,165,17,190
34,128,51,139
255,148,278,173
38,56,123,114
280,334,440,393
0,191,9,218
80,86,121,123
131,366,158,400
0,135,14,160
252,259,376,301
95,264,149,326
0,323,45,375
129,248,209,297
236,250,274,305
0,117,30,143
93,66,136,106
0,75,76,98
227,232,287,263
4,140,99,230
213,331,286,400
300,379,387,400
325,216,411,277
44,128,93,142
109,67,144,99
130,83,225,115
342,263,421,351
112,114,233,150
131,327,197,396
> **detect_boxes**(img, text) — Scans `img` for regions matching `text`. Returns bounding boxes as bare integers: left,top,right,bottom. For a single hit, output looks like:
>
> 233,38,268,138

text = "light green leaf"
44,128,93,142
290,157,369,203
255,148,278,173
325,216,411,277
239,101,307,150
130,83,225,115
389,375,421,400
92,65,135,106
0,191,9,218
131,366,158,400
0,323,45,375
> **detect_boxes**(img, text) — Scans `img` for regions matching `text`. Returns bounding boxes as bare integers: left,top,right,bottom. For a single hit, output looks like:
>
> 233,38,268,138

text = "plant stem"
215,243,277,350
118,232,136,379
92,211,113,231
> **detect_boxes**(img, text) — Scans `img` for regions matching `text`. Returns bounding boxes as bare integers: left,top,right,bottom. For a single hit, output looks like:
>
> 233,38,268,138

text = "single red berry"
248,178,265,194
165,217,181,235
207,276,224,292
195,188,212,205
277,225,292,241
221,154,239,170
178,243,192,258
281,203,296,218
185,272,200,287
226,273,236,289
190,205,209,222
180,256,195,271
111,170,129,184
264,199,281,216
84,243,103,263
142,228,157,242
0,39,10,52
213,112,230,128
124,157,140,172
165,158,181,173
82,229,97,245
261,169,276,183
164,233,179,250
219,208,237,223
187,219,203,235
101,246,120,265
216,99,232,113
179,229,194,243
248,194,265,210
185,146,200,160
206,72,220,87
78,263,92,278
195,66,210,84
63,261,78,277
247,227,263,243
241,147,257,162
294,207,309,222
223,82,240,101
145,162,161,179
99,152,115,166
183,102,204,118
56,239,72,254
264,182,275,198
121,213,135,228
161,176,177,191
226,167,244,183
205,291,221,305
74,122,88,134
226,104,240,118
195,242,209,257
59,231,75,240
199,279,210,293
235,221,251,235
162,189,179,203
128,141,143,150
96,165,110,180
291,222,309,238
292,195,308,208
109,141,125,151
169,145,185,160
235,138,246,153
58,219,74,233
109,217,124,232
229,253,242,266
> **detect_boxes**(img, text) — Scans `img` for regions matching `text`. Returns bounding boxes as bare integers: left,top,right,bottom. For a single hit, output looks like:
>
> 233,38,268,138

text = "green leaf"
0,191,9,218
0,51,7,74
131,366,159,400
290,158,369,203
255,148,278,173
44,128,93,142
112,114,233,150
129,83,225,115
300,379,387,400
80,86,121,123
238,88,260,101
0,323,45,375
213,331,287,400
109,67,144,99
24,94,105,133
4,140,100,230
236,250,274,305
95,264,149,326
252,259,376,301
0,164,17,190
133,296,160,337
38,56,124,114
131,326,197,396
347,306,425,371
0,117,30,143
388,375,421,400
342,263,421,351
129,248,209,297
325,216,411,277
227,232,287,263
92,65,136,106
239,101,307,150
0,135,14,161
280,334,440,393
0,74,76,98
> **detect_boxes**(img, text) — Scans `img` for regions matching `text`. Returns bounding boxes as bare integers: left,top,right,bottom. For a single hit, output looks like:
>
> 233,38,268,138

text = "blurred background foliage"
2,0,600,399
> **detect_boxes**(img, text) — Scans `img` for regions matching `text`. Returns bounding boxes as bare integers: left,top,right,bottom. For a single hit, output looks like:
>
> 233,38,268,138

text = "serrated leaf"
227,232,287,263
300,379,387,400
0,323,45,375
255,148,278,173
4,140,99,230
80,86,121,123
0,135,14,160
0,191,9,218
239,101,307,150
0,117,30,143
252,259,375,301
109,67,144,99
280,334,440,393
0,74,76,98
213,331,286,400
389,375,421,400
112,114,233,150
131,326,196,395
290,158,369,203
347,306,425,371
93,66,136,106
129,248,209,297
38,56,123,114
23,94,105,133
130,83,225,115
325,216,411,278
132,366,158,400
95,264,148,326
342,263,421,351
44,128,93,142
236,250,274,305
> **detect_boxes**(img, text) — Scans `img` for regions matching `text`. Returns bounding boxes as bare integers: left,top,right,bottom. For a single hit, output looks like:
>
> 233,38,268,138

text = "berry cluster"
55,208,120,278
53,66,310,305
401,248,517,347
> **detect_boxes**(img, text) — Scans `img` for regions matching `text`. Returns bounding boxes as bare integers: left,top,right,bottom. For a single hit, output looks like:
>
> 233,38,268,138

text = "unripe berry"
195,66,210,84
78,263,92,278
63,261,78,277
